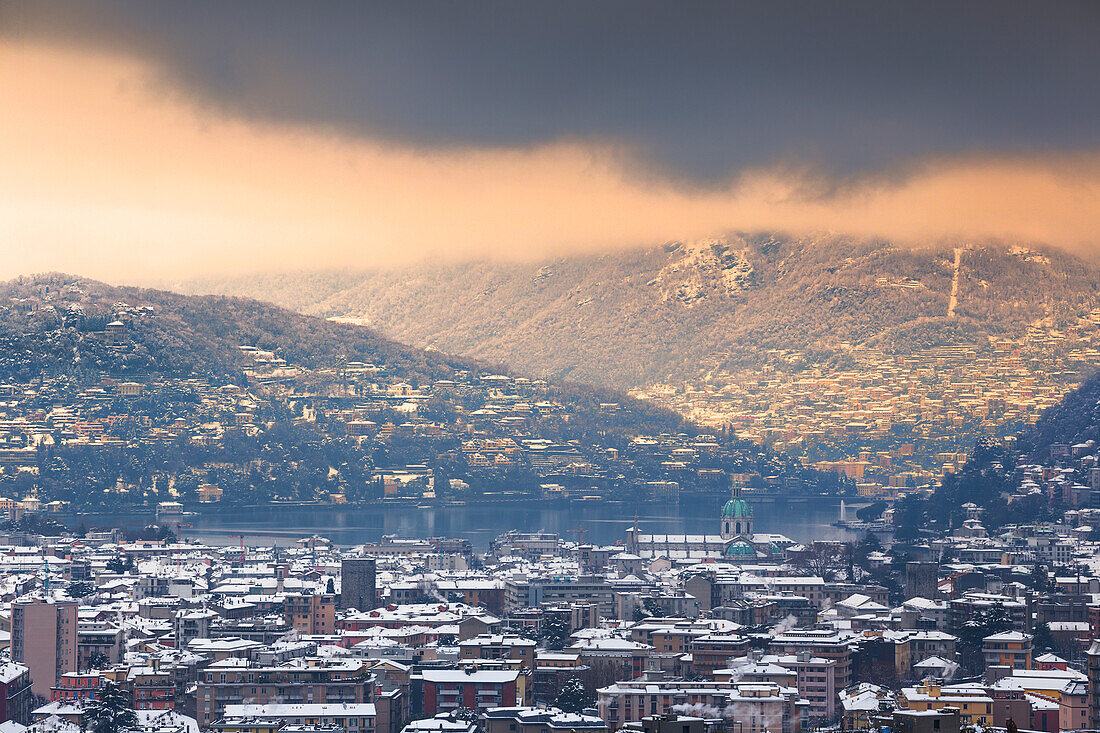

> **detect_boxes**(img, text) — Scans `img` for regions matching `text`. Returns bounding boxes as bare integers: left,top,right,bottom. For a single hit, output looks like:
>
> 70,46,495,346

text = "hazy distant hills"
181,235,1100,390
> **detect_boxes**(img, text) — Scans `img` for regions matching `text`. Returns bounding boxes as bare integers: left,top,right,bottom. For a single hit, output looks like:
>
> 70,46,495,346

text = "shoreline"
54,490,863,524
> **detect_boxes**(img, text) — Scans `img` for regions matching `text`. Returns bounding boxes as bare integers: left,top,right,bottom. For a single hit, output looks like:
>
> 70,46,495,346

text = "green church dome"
725,541,755,557
721,497,752,518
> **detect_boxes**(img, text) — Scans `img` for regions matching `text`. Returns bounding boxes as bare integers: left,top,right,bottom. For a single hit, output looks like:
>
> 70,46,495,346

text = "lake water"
181,495,867,550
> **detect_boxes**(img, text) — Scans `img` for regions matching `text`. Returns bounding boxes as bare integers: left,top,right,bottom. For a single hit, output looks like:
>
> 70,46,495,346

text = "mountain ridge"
3,273,836,511
179,234,1100,391
0,272,701,438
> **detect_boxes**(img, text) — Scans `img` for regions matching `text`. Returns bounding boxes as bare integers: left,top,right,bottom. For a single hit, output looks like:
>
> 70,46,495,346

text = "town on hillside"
0,292,820,513
1,431,1100,733
6,285,1100,733
638,310,1100,500
5,5,1100,733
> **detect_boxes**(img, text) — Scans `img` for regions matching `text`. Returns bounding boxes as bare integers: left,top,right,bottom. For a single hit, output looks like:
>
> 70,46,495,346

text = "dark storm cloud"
4,0,1099,183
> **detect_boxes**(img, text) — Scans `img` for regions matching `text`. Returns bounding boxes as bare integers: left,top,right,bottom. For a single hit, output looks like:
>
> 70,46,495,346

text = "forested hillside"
0,274,693,440
182,235,1100,390
891,369,1100,542
0,274,467,385
0,274,837,510
1027,370,1100,452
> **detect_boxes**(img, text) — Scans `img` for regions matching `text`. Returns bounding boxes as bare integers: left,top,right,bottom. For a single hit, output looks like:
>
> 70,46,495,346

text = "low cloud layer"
6,1,1099,184
2,41,1100,283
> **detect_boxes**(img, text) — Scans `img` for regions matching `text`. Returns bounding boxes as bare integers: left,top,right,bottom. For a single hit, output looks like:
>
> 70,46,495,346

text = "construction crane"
566,527,590,566
228,534,246,564
174,522,193,567
175,521,193,541
940,569,972,599
321,354,350,398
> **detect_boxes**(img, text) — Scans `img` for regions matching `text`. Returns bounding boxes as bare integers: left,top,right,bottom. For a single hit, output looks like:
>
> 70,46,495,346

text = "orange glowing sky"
3,40,1100,282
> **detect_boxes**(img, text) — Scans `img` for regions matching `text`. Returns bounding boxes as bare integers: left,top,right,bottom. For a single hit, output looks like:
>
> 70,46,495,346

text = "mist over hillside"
181,234,1100,391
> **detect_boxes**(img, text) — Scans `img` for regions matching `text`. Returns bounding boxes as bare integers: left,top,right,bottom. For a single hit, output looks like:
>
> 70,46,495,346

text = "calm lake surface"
181,495,867,549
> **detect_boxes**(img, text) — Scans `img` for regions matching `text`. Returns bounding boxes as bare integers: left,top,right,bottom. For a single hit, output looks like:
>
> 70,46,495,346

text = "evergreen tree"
67,581,95,599
554,677,592,714
1032,622,1056,656
451,707,480,731
105,555,134,574
956,604,1013,676
82,681,136,733
85,652,110,671
539,614,571,651
1029,564,1052,592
